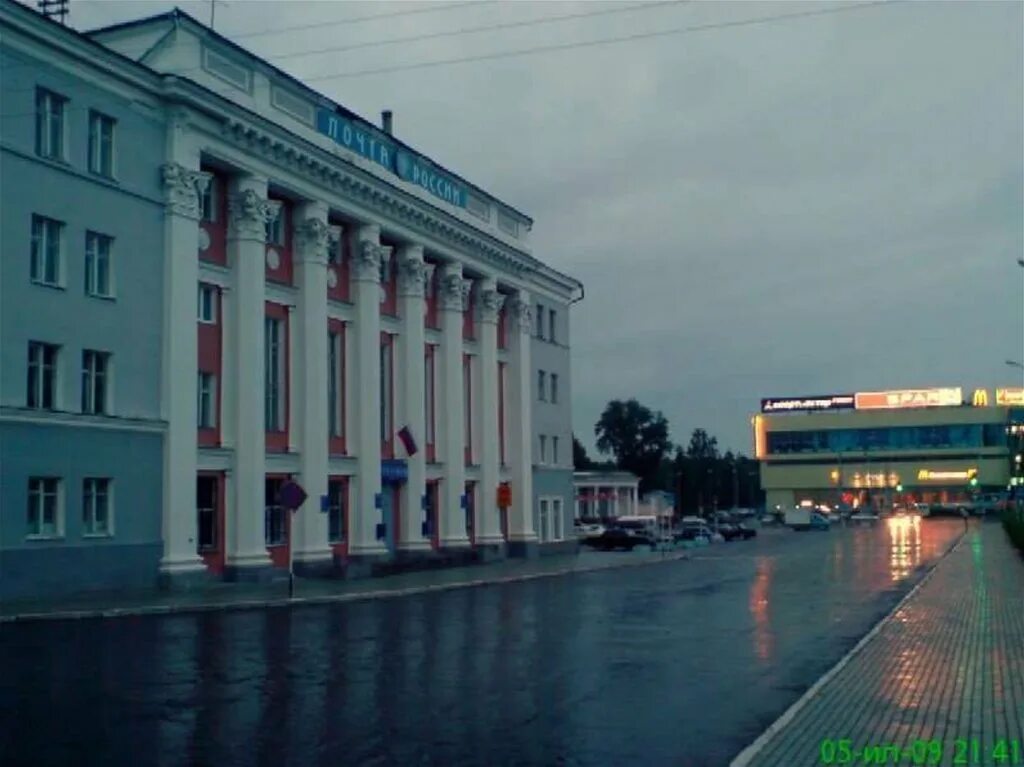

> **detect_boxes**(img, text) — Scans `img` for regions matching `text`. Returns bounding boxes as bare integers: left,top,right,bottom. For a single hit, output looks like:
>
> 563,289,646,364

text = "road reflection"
887,515,922,582
750,557,775,663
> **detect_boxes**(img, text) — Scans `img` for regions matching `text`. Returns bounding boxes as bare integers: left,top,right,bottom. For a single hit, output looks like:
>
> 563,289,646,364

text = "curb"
728,528,968,767
0,550,690,624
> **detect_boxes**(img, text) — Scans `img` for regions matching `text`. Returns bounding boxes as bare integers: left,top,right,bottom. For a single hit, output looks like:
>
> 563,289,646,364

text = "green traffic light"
970,477,978,487
896,484,903,492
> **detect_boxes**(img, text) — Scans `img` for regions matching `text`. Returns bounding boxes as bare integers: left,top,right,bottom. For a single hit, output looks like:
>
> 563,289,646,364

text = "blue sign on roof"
316,108,466,210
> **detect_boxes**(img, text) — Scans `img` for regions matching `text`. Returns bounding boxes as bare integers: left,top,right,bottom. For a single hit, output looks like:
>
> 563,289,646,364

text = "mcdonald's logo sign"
972,389,989,407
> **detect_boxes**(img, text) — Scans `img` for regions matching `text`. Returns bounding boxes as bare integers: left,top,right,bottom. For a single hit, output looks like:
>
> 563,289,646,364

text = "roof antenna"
37,0,69,25
210,0,227,30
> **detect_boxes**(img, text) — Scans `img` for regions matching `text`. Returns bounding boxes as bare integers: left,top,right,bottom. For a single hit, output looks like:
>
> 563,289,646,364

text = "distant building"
754,387,1024,511
573,471,641,520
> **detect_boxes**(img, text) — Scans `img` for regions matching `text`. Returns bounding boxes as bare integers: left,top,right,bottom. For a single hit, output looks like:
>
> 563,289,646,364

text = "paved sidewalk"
0,547,687,623
733,521,1024,767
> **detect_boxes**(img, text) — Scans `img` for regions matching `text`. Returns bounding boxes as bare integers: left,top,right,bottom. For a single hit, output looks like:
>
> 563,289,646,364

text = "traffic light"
896,484,903,493
969,477,979,488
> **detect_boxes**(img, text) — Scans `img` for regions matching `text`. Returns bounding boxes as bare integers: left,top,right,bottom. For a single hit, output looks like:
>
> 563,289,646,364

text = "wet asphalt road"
0,518,964,767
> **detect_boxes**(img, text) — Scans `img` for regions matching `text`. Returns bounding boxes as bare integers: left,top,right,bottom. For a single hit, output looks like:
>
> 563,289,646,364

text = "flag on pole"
397,425,418,456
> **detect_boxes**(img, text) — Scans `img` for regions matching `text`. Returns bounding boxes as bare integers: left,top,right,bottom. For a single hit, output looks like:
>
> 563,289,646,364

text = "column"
439,262,471,547
350,224,388,556
397,245,430,551
226,175,278,575
476,277,505,545
157,131,211,581
292,202,332,570
506,291,536,548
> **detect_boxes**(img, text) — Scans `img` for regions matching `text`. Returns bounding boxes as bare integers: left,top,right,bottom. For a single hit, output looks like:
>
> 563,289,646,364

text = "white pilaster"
506,291,536,544
475,277,505,544
439,262,471,547
292,202,332,567
350,225,389,556
157,119,210,578
397,245,430,551
226,175,278,572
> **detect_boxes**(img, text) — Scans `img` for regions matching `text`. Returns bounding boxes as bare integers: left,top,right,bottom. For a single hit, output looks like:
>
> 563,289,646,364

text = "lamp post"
1007,360,1024,371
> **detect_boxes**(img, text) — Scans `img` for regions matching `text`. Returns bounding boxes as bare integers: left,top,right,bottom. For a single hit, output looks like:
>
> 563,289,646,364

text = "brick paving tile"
735,522,1024,767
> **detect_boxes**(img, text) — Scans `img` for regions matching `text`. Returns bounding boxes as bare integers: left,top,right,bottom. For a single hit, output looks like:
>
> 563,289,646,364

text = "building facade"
0,1,581,598
754,388,1024,512
573,471,641,521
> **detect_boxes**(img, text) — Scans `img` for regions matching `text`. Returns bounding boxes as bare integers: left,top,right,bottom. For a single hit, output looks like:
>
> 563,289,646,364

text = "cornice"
215,115,536,279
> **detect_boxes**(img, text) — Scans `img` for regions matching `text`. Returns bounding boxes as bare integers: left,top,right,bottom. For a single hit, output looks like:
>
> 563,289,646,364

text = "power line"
267,0,692,63
229,0,491,41
301,0,906,82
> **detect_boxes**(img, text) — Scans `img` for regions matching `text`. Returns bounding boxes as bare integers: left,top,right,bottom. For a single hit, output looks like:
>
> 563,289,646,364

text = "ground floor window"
27,477,62,538
536,496,565,542
464,481,476,540
538,498,550,542
265,477,287,546
551,497,564,541
197,475,218,551
328,478,348,543
82,477,112,536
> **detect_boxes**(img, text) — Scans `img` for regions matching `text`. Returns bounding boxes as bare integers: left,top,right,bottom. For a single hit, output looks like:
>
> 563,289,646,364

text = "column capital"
439,264,470,312
161,162,211,220
397,245,429,297
509,297,533,333
354,240,392,283
294,217,331,265
476,288,506,325
228,189,279,241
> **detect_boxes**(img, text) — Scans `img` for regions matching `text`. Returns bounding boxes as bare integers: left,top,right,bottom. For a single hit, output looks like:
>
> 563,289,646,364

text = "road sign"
277,481,308,511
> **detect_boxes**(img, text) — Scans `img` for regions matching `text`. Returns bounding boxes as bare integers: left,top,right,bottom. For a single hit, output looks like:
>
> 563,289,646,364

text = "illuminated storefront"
753,387,1024,511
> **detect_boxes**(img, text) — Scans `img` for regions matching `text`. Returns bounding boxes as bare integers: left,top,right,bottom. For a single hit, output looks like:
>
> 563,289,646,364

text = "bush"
1001,508,1024,552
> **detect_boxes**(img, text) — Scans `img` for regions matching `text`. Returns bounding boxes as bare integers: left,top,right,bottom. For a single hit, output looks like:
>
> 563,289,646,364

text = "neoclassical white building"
0,1,580,597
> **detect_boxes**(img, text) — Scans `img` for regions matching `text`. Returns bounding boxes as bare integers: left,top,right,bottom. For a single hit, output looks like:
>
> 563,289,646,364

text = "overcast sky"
41,0,1024,456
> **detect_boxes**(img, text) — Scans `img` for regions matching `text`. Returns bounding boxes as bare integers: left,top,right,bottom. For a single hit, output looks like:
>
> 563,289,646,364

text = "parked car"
734,523,757,539
584,527,643,551
717,523,742,541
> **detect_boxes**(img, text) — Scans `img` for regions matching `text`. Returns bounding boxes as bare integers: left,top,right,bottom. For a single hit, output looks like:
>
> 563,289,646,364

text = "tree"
594,399,671,492
686,428,719,460
573,435,594,470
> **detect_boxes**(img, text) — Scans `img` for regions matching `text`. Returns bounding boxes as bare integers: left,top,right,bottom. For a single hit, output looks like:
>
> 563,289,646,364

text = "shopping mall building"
0,1,580,599
753,388,1024,511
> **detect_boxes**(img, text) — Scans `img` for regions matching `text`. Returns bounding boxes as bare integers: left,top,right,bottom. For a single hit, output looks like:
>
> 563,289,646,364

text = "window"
85,232,113,297
536,303,544,338
464,354,473,464
198,284,218,323
35,88,66,160
425,345,437,455
82,478,112,536
27,477,62,538
271,85,315,125
552,436,559,466
538,370,547,401
197,476,218,551
81,350,110,415
551,498,564,541
88,111,116,177
539,435,547,464
265,477,287,546
538,498,550,543
498,361,507,465
328,478,348,543
27,342,59,410
549,309,557,343
197,372,216,428
464,482,476,540
497,209,520,237
200,176,219,224
550,373,559,404
265,207,284,246
328,330,345,440
264,318,283,430
380,335,394,453
31,215,63,286
202,46,253,92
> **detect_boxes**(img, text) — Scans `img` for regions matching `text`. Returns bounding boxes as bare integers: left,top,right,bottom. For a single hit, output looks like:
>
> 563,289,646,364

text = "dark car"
584,527,642,551
735,523,757,540
717,523,742,541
